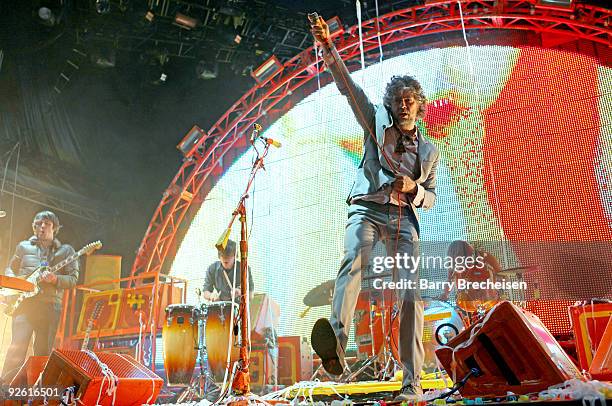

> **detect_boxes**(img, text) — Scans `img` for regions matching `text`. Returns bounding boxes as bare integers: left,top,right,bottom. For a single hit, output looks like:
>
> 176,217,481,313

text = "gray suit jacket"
322,45,439,219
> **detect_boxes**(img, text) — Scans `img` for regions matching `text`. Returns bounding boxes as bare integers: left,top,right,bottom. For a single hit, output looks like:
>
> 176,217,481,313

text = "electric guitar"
81,300,104,351
1,241,102,316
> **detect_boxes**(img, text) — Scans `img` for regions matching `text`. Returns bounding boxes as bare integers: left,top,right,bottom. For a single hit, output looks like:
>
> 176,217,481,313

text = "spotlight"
326,16,344,39
174,13,198,29
38,6,57,26
92,47,116,68
95,0,110,14
145,10,154,22
251,55,282,84
177,126,206,157
196,60,218,79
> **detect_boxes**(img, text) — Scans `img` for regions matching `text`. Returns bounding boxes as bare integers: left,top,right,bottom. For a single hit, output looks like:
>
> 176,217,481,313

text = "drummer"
439,240,501,307
202,239,254,302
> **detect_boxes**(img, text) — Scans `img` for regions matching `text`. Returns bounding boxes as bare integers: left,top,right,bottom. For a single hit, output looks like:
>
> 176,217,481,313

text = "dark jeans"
1,299,61,382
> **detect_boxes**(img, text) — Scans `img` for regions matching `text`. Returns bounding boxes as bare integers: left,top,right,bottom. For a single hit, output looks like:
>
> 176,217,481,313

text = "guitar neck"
48,249,85,274
81,325,92,351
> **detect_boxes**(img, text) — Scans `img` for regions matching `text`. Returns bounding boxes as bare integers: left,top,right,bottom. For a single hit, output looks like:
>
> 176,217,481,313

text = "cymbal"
497,266,540,277
0,275,34,293
303,279,335,307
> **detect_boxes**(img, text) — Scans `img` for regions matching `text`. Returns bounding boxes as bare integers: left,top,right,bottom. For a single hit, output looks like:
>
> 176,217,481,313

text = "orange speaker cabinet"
40,350,162,406
569,303,612,371
436,301,582,397
278,336,312,386
589,316,612,380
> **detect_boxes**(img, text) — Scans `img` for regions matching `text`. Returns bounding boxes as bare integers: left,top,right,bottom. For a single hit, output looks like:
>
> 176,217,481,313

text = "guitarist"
1,211,79,382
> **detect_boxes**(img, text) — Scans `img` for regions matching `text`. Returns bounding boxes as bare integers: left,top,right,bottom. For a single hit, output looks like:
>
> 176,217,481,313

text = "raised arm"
310,14,376,135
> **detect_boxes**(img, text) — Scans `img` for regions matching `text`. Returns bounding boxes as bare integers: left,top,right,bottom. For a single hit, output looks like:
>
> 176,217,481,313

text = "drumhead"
165,303,196,313
203,301,238,309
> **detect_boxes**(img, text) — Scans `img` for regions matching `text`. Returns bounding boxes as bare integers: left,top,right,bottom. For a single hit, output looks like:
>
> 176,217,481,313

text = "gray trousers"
330,201,424,387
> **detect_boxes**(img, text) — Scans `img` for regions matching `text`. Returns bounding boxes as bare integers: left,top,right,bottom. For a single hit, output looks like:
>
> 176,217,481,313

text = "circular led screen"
170,45,612,340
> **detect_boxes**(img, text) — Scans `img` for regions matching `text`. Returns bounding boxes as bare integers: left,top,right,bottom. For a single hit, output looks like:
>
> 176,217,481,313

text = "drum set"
162,301,241,399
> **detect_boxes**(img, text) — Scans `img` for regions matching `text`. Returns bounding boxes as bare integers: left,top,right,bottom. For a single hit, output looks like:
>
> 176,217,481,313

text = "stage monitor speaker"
84,254,121,291
435,301,582,397
40,349,163,406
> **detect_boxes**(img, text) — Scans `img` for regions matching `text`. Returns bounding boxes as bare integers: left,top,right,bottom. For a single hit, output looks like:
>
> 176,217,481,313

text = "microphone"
307,12,319,26
250,123,262,143
261,136,282,148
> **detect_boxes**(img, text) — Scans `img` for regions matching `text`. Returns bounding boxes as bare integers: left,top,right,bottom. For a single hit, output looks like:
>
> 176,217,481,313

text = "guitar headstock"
82,241,103,255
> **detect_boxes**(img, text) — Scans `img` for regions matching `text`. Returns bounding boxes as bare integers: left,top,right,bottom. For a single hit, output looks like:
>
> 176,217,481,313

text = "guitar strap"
37,239,56,268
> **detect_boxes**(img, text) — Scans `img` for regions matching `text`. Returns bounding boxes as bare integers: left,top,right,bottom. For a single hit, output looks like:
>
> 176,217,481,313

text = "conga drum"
162,304,199,385
204,301,239,380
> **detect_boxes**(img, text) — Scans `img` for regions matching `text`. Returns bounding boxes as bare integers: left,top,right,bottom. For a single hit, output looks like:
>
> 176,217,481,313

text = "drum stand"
345,296,383,382
345,301,401,382
176,314,219,403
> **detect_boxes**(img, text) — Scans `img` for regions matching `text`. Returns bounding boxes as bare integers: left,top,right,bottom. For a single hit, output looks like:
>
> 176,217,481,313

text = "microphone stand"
215,138,270,399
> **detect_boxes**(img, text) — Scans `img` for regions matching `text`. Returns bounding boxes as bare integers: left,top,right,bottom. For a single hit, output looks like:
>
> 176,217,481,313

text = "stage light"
536,0,573,10
196,60,218,80
92,48,116,68
95,0,110,14
177,125,206,157
145,10,154,22
251,55,282,84
326,16,344,39
174,13,198,29
38,7,57,26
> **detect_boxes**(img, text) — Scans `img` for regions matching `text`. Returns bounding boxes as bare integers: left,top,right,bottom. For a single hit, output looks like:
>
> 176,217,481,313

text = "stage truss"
130,0,611,278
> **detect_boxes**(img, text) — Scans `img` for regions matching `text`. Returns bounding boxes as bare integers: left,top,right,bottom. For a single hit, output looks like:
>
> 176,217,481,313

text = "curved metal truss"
131,0,611,278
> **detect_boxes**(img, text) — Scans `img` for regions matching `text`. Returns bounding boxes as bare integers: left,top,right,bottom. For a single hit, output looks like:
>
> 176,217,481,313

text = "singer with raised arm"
308,13,439,401
202,239,254,302
1,211,79,383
